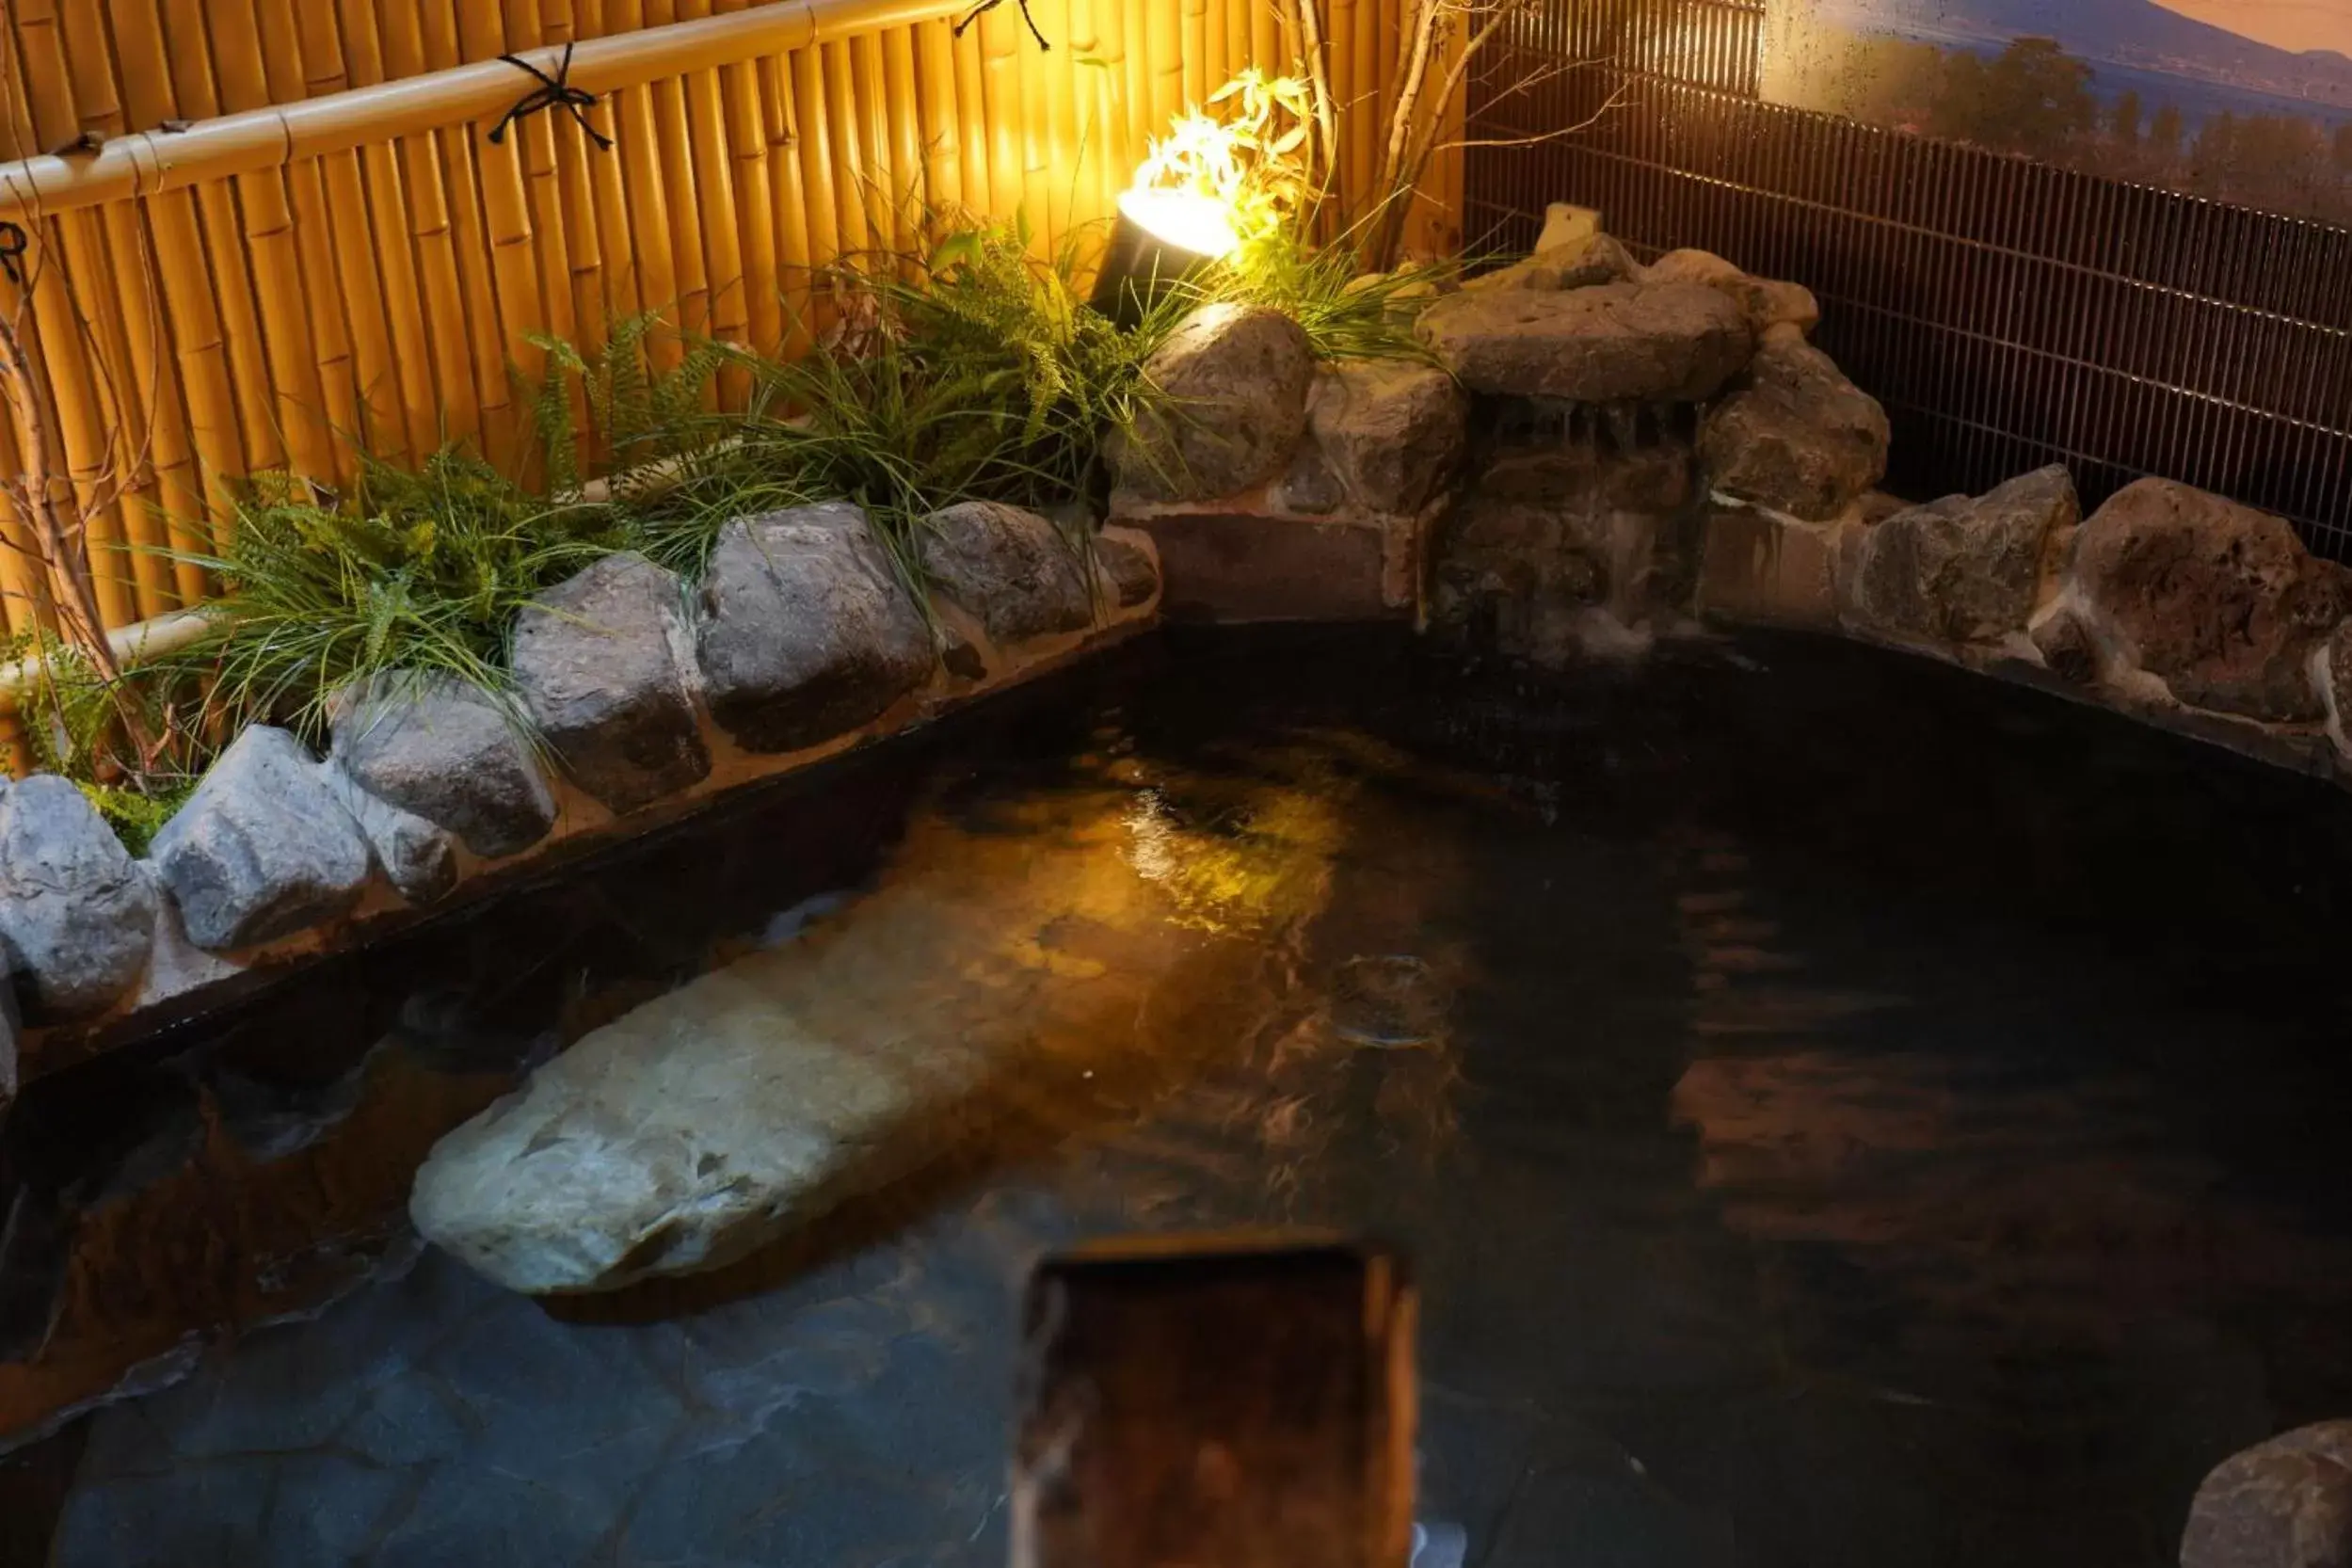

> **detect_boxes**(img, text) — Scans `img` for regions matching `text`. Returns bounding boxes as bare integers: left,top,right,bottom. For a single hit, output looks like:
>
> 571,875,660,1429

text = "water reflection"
7,629,2352,1566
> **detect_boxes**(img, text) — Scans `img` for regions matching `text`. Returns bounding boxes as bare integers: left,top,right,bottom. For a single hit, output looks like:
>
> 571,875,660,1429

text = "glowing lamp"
1089,184,1240,327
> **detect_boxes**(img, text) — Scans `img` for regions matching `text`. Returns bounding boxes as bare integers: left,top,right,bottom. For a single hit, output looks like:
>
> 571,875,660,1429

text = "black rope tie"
0,221,27,288
489,41,613,151
953,0,1050,52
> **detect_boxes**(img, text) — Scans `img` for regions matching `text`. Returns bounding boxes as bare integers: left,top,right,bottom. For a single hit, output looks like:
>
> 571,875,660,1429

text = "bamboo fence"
0,0,1462,664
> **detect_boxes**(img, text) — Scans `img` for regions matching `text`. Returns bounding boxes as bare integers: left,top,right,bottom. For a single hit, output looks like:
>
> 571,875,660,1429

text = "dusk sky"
2151,0,2352,54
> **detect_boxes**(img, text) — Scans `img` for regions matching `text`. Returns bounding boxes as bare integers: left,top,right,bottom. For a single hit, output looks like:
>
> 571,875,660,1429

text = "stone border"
0,507,1161,1091
1693,475,2351,785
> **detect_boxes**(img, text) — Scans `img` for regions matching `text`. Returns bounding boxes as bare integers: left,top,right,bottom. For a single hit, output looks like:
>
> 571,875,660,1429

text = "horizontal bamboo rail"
0,0,956,220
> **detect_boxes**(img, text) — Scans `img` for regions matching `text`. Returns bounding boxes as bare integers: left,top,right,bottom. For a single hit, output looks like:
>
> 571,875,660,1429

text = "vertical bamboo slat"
633,2,714,345
55,1,186,617
882,24,925,251
373,4,490,456
335,0,455,459
762,50,816,352
848,34,896,257
114,0,247,598
1182,0,1209,106
291,0,408,471
712,0,784,357
971,8,1021,232
914,17,965,221
673,3,750,385
1038,0,1078,251
194,2,343,483
8,3,141,629
951,19,991,226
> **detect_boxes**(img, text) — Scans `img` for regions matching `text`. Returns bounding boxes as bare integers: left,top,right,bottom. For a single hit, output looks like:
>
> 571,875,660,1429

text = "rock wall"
0,509,1161,1087
1403,233,2352,788
1108,304,1469,624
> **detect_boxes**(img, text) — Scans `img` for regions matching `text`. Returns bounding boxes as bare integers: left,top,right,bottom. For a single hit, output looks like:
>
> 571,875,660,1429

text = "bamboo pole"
761,50,814,354
976,3,1022,224
291,0,408,468
1182,0,1208,106
203,1,346,486
1119,0,1150,164
249,0,363,488
0,0,977,220
1085,0,1130,223
334,0,445,461
630,2,713,353
821,37,872,264
952,10,991,228
1253,0,1279,74
1035,0,1075,250
567,0,646,339
882,24,924,253
789,42,840,311
112,0,247,591
372,3,486,456
415,6,524,475
8,2,141,630
672,2,750,401
1205,0,1228,95
712,0,784,357
986,2,1048,257
52,1,185,617
914,15,964,221
848,32,894,260
530,0,613,378
488,0,584,370
602,10,686,370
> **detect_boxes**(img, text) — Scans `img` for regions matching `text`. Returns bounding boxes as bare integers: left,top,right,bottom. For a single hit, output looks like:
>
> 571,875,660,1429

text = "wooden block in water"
1012,1232,1417,1568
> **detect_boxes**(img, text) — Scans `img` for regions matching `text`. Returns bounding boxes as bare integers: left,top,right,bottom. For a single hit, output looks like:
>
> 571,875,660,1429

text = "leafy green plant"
1177,225,1449,364
1130,69,1320,257
557,219,1172,580
5,631,207,853
163,447,623,740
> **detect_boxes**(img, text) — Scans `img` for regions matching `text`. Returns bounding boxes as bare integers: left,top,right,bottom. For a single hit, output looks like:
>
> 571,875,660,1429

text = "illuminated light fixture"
1088,185,1240,327
1117,187,1240,262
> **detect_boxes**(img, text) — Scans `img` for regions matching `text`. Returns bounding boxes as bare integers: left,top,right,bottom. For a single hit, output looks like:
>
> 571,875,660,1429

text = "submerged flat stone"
411,767,1346,1293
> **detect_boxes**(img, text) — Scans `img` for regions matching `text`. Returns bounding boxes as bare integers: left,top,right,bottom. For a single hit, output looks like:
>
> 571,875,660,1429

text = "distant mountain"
1825,0,2352,111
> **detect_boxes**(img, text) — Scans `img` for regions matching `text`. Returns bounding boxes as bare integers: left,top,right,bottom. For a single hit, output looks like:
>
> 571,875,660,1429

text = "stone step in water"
409,760,1351,1294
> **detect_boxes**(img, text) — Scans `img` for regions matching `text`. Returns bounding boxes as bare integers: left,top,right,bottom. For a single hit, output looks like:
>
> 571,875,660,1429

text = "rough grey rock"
1277,436,1346,514
331,677,555,859
2181,1422,2352,1568
512,552,710,815
318,763,458,907
1115,303,1315,502
1641,248,1746,287
151,728,374,951
1851,466,2080,644
1416,282,1753,404
1305,360,1468,515
919,502,1094,644
1096,534,1161,608
1464,232,1638,293
0,776,154,1016
1698,336,1889,521
695,503,935,753
2073,478,2344,723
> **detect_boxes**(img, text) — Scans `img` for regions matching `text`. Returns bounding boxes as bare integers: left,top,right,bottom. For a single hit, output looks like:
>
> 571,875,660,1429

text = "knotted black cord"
0,222,26,288
953,0,1050,51
489,41,614,150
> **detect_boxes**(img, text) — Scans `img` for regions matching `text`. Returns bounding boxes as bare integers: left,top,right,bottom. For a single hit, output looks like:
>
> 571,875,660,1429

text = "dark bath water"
8,626,2352,1567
